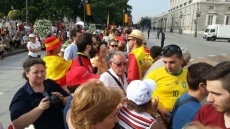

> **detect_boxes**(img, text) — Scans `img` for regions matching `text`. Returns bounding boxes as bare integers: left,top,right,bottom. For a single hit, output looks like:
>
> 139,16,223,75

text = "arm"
150,97,166,129
12,98,50,129
27,43,41,53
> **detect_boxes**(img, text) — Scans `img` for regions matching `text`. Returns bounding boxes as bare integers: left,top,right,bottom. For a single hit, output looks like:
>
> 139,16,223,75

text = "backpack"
167,97,199,129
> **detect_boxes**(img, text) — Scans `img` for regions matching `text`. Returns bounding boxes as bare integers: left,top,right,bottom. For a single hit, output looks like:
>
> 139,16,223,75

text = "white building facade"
151,0,230,34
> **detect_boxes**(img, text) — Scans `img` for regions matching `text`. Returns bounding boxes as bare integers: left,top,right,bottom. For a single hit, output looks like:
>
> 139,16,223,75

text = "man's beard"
89,47,97,58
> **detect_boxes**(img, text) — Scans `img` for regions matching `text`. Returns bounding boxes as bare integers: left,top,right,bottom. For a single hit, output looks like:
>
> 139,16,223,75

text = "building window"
208,15,213,25
228,7,230,10
210,6,215,10
226,16,229,25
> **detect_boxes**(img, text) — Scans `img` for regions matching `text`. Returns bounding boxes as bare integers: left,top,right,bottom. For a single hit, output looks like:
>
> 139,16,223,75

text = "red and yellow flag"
124,14,129,23
85,4,92,16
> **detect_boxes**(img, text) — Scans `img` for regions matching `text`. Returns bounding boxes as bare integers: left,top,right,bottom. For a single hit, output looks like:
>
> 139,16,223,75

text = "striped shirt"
118,106,156,129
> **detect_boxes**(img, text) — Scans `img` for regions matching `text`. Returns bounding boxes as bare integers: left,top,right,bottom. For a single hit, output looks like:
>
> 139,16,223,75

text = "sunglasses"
127,39,133,42
111,61,127,67
110,45,118,47
163,45,182,53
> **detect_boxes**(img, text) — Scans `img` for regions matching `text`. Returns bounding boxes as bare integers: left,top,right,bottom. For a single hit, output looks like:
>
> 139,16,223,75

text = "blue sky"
128,0,169,23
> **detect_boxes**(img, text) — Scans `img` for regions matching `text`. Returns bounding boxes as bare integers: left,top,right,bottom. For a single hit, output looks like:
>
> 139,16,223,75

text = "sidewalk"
2,48,27,58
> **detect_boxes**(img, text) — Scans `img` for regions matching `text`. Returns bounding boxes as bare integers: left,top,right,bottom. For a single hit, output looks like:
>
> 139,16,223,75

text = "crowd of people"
2,22,230,129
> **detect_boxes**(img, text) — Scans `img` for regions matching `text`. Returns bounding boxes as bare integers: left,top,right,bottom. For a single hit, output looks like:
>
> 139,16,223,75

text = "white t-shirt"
23,36,29,44
27,41,41,57
67,31,70,38
24,25,31,33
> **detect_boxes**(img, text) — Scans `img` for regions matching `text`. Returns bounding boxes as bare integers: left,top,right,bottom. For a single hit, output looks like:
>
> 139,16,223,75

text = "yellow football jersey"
145,67,188,111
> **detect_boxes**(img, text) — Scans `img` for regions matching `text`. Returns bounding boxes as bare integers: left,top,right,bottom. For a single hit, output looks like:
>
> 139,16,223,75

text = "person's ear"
86,44,91,50
198,82,206,90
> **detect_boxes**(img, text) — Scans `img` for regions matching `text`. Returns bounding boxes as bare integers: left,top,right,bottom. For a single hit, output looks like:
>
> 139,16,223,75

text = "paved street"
0,31,230,128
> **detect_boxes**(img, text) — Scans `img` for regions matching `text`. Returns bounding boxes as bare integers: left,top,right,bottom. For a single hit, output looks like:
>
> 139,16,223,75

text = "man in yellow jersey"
145,44,189,123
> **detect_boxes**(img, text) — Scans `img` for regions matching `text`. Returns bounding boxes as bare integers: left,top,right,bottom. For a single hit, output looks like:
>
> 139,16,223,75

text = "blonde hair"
182,122,221,129
71,80,122,129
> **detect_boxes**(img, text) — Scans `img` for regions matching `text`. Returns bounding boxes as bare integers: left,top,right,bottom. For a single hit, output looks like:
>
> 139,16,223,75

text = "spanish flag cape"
43,55,72,87
128,46,153,83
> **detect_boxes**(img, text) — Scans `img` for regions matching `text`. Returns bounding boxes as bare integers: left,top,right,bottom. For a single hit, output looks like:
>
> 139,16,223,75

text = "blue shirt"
9,79,69,129
64,43,78,61
63,95,73,129
171,92,201,129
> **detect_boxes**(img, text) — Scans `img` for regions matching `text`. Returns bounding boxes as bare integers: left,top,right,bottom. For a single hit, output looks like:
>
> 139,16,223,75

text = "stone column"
213,15,217,25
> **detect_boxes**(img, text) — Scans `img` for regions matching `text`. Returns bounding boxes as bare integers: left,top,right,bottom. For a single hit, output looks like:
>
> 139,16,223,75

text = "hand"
37,98,50,111
52,92,64,100
151,97,159,113
157,107,170,123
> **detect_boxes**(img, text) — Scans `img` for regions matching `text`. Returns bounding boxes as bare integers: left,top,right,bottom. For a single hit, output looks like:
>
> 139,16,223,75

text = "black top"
9,79,69,129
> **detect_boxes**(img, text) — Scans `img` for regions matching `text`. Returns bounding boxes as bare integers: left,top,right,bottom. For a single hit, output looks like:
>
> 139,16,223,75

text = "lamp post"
123,9,125,27
194,12,201,37
164,17,167,31
81,0,88,25
26,0,29,24
179,14,183,34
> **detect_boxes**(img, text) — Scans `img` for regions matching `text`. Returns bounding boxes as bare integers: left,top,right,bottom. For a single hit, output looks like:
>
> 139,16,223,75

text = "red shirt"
71,52,94,73
194,104,230,129
19,24,25,31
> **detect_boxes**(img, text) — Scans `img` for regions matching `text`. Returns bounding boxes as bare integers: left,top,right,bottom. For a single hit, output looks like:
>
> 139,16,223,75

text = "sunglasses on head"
110,45,118,47
111,61,127,67
163,45,182,53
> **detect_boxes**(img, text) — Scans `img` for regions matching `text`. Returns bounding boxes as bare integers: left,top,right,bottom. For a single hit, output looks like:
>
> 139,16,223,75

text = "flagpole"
107,10,109,29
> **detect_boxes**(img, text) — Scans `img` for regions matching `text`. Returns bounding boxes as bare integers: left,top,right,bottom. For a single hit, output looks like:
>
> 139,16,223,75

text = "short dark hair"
203,61,230,93
22,58,46,80
187,62,213,90
150,46,162,59
126,100,152,113
96,41,107,52
162,44,182,58
70,29,81,40
94,34,102,41
77,33,94,52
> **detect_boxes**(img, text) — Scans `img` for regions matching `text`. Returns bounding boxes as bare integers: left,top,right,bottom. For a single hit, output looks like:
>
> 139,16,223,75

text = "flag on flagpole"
86,4,92,16
107,11,109,29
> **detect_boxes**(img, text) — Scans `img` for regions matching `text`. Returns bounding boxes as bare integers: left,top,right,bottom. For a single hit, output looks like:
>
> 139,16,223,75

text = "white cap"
127,79,157,105
28,34,35,38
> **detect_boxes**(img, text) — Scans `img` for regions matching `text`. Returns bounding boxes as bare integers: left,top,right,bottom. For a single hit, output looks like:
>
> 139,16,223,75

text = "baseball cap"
127,79,157,105
66,66,99,86
128,29,145,40
28,34,35,38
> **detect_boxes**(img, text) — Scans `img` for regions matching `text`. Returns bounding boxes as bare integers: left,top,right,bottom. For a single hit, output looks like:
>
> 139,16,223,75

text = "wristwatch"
154,114,161,119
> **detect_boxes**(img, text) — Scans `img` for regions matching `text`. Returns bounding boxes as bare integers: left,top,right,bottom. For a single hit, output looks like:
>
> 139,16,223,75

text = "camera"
43,92,61,105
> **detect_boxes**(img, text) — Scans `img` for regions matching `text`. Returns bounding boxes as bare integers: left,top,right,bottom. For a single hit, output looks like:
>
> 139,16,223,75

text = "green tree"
140,18,151,27
0,13,5,19
6,0,132,24
21,6,40,24
8,10,21,20
90,0,131,25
